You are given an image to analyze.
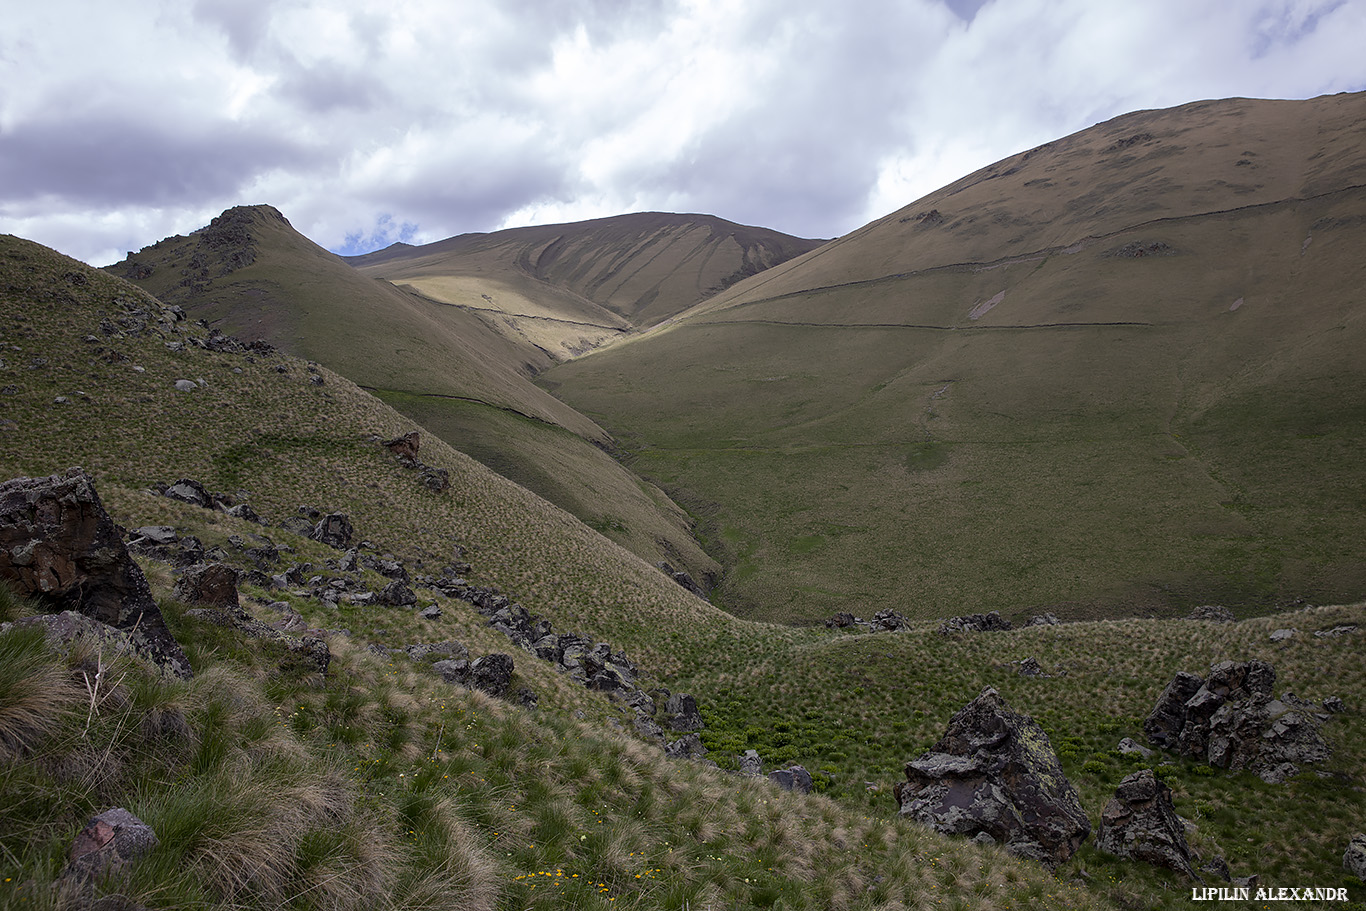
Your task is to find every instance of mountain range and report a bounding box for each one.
[0,90,1362,910]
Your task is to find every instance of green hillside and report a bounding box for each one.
[2,225,1364,909]
[543,92,1366,625]
[105,206,718,590]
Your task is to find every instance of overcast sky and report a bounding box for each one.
[3,0,1364,265]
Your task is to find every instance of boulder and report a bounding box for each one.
[435,653,514,697]
[1097,769,1199,879]
[664,733,707,760]
[824,612,856,629]
[739,749,763,777]
[1344,834,1366,880]
[61,807,158,899]
[871,608,907,631]
[378,580,417,607]
[665,692,705,731]
[162,478,210,508]
[1025,613,1061,627]
[769,765,814,794]
[1144,661,1331,781]
[384,431,421,464]
[310,513,353,549]
[938,611,1012,634]
[1269,628,1296,642]
[0,469,191,678]
[172,563,239,610]
[1117,737,1153,759]
[1017,657,1044,677]
[892,687,1089,867]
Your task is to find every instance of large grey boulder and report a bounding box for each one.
[60,807,158,904]
[0,469,191,678]
[310,513,353,549]
[435,653,515,698]
[665,692,705,731]
[1097,769,1198,879]
[893,687,1089,867]
[1144,660,1331,781]
[172,562,239,610]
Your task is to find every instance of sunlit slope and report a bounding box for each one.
[349,212,825,360]
[544,92,1366,624]
[106,206,718,584]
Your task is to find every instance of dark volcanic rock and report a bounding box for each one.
[825,612,857,629]
[768,765,814,794]
[435,653,515,697]
[1097,769,1198,879]
[1188,604,1235,623]
[1144,660,1331,782]
[665,692,705,731]
[310,513,353,549]
[172,563,240,610]
[893,687,1089,867]
[938,611,1012,634]
[0,469,191,678]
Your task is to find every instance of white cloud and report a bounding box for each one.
[0,0,1363,264]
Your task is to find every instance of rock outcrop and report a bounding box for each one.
[938,611,1012,634]
[172,562,240,610]
[434,653,515,698]
[1097,769,1199,879]
[768,765,814,794]
[60,807,158,903]
[1344,834,1366,880]
[0,469,191,678]
[1144,661,1332,782]
[381,431,450,492]
[893,687,1089,866]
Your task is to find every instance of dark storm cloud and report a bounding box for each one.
[0,117,311,208]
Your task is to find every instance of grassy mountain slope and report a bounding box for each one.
[105,206,718,589]
[348,212,826,355]
[543,92,1366,625]
[3,234,1365,909]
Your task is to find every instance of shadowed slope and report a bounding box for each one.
[544,92,1366,624]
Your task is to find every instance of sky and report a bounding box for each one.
[2,0,1364,266]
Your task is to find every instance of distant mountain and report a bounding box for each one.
[347,212,825,362]
[106,205,718,585]
[545,91,1366,623]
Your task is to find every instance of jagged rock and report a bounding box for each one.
[634,716,664,740]
[1344,834,1366,880]
[435,653,514,697]
[1269,628,1296,642]
[740,749,763,777]
[223,502,263,524]
[419,604,441,620]
[769,765,814,794]
[1143,671,1206,751]
[1025,613,1061,627]
[664,733,707,760]
[163,478,210,508]
[893,687,1089,867]
[1201,855,1232,882]
[938,611,1012,634]
[172,563,239,610]
[127,526,177,546]
[657,561,707,598]
[1097,769,1199,879]
[871,608,907,631]
[310,513,353,549]
[60,807,158,899]
[378,580,417,607]
[1188,604,1235,622]
[384,431,421,464]
[665,692,705,731]
[277,515,315,536]
[1324,696,1346,714]
[515,687,538,709]
[825,612,856,629]
[1117,737,1153,759]
[1144,661,1331,780]
[1315,624,1358,639]
[1017,657,1043,677]
[0,469,192,678]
